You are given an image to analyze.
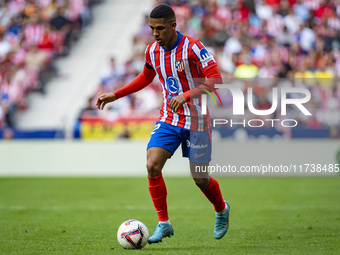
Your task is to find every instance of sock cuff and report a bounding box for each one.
[201,176,213,191]
[148,173,163,180]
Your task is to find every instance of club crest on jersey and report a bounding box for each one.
[175,60,185,72]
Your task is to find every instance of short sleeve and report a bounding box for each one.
[190,41,217,71]
[145,44,153,68]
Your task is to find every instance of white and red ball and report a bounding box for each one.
[117,219,149,249]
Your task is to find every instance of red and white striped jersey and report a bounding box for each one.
[24,24,44,46]
[145,31,217,131]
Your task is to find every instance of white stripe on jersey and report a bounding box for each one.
[149,42,157,69]
[195,97,204,131]
[159,47,168,122]
[149,42,158,80]
[191,43,205,69]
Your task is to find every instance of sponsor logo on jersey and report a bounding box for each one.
[165,76,179,94]
[199,48,214,64]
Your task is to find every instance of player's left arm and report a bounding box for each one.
[183,65,222,99]
[169,66,222,112]
[169,43,222,112]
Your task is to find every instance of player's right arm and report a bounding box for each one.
[96,63,156,110]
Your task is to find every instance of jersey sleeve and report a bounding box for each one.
[145,44,153,69]
[183,40,222,101]
[189,40,217,74]
[114,65,156,99]
[182,65,222,101]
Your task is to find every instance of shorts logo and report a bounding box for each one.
[186,140,208,149]
[166,76,179,94]
[175,60,185,72]
[194,153,205,158]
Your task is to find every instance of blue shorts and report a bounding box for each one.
[147,121,211,163]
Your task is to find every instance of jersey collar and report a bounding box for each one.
[161,31,183,51]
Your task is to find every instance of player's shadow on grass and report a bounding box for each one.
[146,245,228,252]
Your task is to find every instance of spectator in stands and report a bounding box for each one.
[284,7,301,34]
[0,32,11,62]
[234,54,259,79]
[24,0,40,19]
[25,44,49,93]
[24,13,44,47]
[299,22,316,52]
[294,0,310,22]
[221,28,242,73]
[50,7,72,55]
[314,55,335,87]
[99,56,122,93]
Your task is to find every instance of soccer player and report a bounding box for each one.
[96,4,230,244]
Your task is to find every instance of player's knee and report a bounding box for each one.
[193,177,210,190]
[146,160,162,177]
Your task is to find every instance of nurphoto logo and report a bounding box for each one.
[201,84,312,128]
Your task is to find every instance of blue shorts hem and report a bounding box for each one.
[146,145,175,158]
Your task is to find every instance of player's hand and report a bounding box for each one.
[169,95,186,113]
[96,93,117,110]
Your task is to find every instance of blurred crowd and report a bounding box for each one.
[2,0,338,137]
[0,0,101,128]
[88,0,340,136]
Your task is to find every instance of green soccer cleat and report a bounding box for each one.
[147,223,174,244]
[214,201,230,239]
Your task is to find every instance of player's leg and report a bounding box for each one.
[190,161,230,239]
[147,147,175,243]
[147,146,171,222]
[185,128,230,239]
[190,162,225,212]
[146,122,180,243]
[190,162,230,239]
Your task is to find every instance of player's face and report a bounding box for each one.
[149,18,177,49]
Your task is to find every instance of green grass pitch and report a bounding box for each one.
[0,177,339,254]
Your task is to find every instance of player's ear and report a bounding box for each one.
[171,21,176,30]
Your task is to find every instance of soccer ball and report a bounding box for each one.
[117,219,149,249]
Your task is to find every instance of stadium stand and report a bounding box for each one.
[0,0,100,129]
[80,0,340,139]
